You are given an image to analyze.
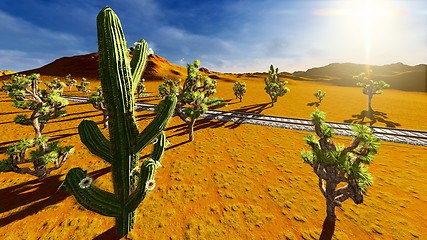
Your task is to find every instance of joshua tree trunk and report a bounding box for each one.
[188,119,195,141]
[30,103,43,139]
[319,216,336,240]
[325,180,337,222]
[368,94,373,113]
[32,117,42,139]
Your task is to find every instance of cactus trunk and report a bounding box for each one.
[65,7,177,237]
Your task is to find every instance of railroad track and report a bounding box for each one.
[63,95,427,147]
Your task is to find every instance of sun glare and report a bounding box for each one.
[315,0,405,67]
[345,0,402,64]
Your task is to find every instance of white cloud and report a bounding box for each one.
[0,10,87,71]
[0,10,81,45]
[0,49,49,71]
[153,25,236,59]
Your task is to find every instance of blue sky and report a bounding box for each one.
[0,0,426,73]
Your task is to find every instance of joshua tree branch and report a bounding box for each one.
[334,185,350,206]
[319,178,326,197]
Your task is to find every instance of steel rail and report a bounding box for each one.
[63,95,427,147]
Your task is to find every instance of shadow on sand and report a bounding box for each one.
[166,119,228,139]
[234,102,272,114]
[319,217,336,240]
[307,101,320,107]
[0,167,110,227]
[344,109,401,128]
[93,226,122,240]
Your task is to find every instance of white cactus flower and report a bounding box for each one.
[155,161,162,168]
[78,176,93,189]
[145,179,156,191]
[147,48,154,55]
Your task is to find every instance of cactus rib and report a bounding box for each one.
[133,95,177,154]
[130,39,148,93]
[151,132,167,162]
[126,158,157,211]
[78,120,112,163]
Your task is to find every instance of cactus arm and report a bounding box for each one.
[133,95,177,154]
[65,168,121,217]
[78,120,112,163]
[151,131,166,162]
[126,158,157,211]
[130,39,148,93]
[126,132,165,211]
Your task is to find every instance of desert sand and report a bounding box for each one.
[0,54,426,239]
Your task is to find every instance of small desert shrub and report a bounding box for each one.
[233,81,246,102]
[264,65,289,106]
[314,90,326,103]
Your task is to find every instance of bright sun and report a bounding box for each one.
[350,0,401,64]
[320,0,403,64]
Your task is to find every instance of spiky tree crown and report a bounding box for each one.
[264,64,289,104]
[314,90,326,101]
[302,109,380,192]
[354,72,390,96]
[158,60,217,120]
[233,81,246,101]
[3,73,68,127]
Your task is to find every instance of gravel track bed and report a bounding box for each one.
[63,95,427,147]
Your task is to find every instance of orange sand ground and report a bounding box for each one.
[0,76,426,240]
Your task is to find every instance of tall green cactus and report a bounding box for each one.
[64,7,177,237]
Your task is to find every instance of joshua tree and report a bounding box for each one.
[233,81,246,102]
[1,80,11,94]
[0,136,74,179]
[88,86,109,129]
[314,90,326,103]
[45,77,66,96]
[76,77,91,95]
[354,72,389,112]
[301,109,379,224]
[264,64,290,106]
[136,78,147,97]
[2,73,68,139]
[158,59,218,141]
[64,7,177,237]
[65,74,78,91]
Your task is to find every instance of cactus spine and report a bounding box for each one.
[65,7,177,237]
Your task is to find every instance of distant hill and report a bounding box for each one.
[2,52,187,81]
[20,53,99,78]
[0,70,16,76]
[1,53,425,92]
[293,62,427,92]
